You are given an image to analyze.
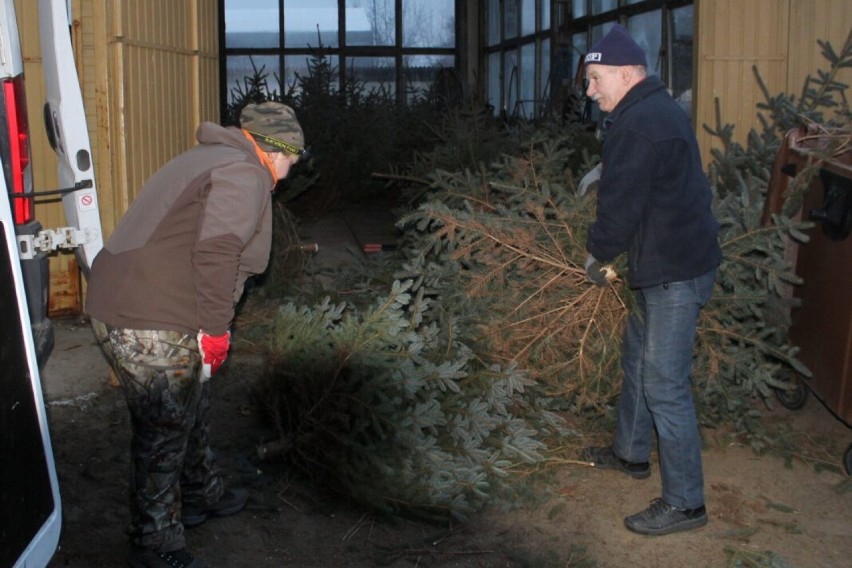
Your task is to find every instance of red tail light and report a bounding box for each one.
[4,75,33,225]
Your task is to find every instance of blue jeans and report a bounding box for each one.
[613,268,716,509]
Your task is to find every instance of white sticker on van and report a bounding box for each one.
[77,191,97,211]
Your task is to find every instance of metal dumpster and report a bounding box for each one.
[762,125,852,473]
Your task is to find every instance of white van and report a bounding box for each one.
[0,0,54,367]
[1,0,102,367]
[0,152,62,568]
[1,0,101,565]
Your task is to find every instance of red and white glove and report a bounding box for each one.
[197,330,230,380]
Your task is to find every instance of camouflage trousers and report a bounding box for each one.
[91,319,224,552]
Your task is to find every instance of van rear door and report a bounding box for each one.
[0,154,61,568]
[38,0,102,274]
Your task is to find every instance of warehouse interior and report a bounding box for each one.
[10,1,852,567]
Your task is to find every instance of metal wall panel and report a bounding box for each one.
[694,0,851,167]
[195,0,220,122]
[119,0,194,192]
[788,0,852,106]
[694,0,790,167]
[109,0,220,218]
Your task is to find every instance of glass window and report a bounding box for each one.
[572,33,588,93]
[345,0,385,46]
[627,10,662,75]
[284,53,341,92]
[227,53,343,104]
[304,55,343,101]
[488,51,501,111]
[346,56,397,96]
[286,0,341,48]
[572,32,588,67]
[591,0,617,15]
[518,43,536,118]
[403,0,454,48]
[504,48,519,115]
[404,53,456,102]
[521,0,536,36]
[488,0,501,46]
[671,5,694,115]
[222,1,457,113]
[225,0,279,49]
[540,37,551,104]
[226,55,280,105]
[573,0,587,19]
[404,52,455,70]
[504,0,519,40]
[485,1,557,118]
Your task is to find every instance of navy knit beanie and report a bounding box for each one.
[584,24,647,67]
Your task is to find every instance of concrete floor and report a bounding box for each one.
[297,204,400,276]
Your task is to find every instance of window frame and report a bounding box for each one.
[483,0,694,121]
[218,0,460,115]
[483,0,556,119]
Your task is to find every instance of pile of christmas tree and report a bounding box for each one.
[247,34,851,519]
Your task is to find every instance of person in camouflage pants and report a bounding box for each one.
[91,322,223,552]
[86,102,305,568]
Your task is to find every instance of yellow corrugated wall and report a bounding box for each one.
[99,0,220,226]
[17,0,219,315]
[787,0,852,101]
[694,0,852,166]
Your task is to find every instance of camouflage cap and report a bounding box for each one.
[239,102,305,154]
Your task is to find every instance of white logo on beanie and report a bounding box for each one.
[585,52,602,63]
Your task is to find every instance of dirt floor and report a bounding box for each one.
[41,316,852,568]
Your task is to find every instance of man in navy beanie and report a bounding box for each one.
[580,24,722,536]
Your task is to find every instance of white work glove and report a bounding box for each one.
[584,254,608,287]
[578,163,602,195]
[584,254,617,287]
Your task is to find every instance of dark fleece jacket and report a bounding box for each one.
[587,75,721,289]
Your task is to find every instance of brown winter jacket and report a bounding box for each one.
[85,122,275,336]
